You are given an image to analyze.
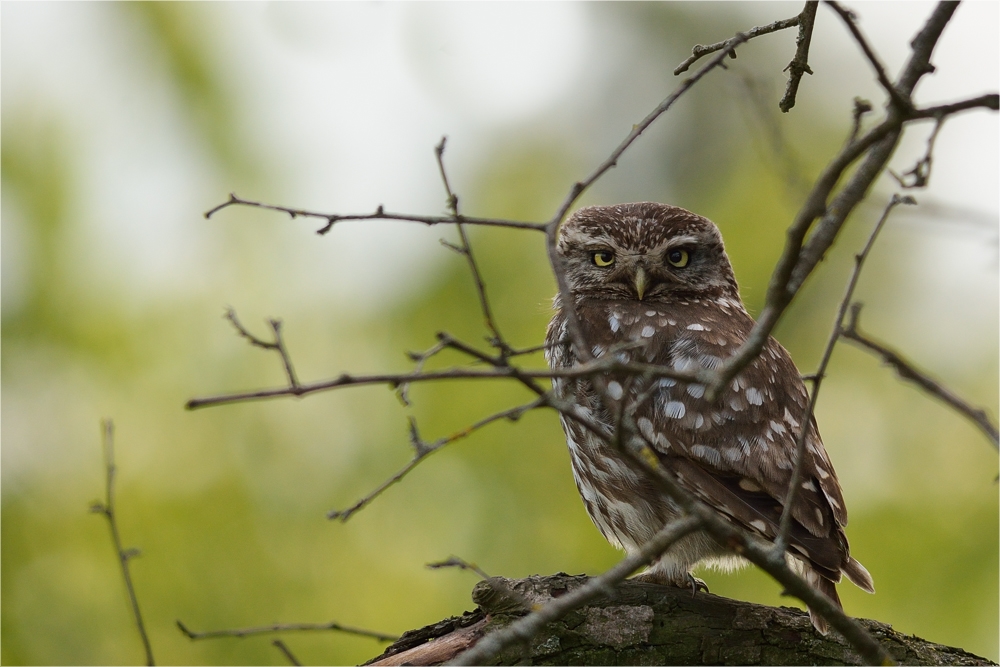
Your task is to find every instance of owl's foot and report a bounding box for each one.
[686,573,710,596]
[631,570,709,596]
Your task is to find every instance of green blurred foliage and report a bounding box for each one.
[2,3,997,666]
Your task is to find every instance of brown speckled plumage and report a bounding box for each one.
[545,202,873,634]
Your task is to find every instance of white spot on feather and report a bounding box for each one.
[745,387,763,405]
[609,314,621,333]
[645,310,657,317]
[641,325,655,338]
[607,381,623,400]
[686,384,705,399]
[663,401,686,419]
[690,444,720,466]
[750,520,768,533]
[687,323,708,331]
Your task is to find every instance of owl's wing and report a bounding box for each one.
[617,306,858,580]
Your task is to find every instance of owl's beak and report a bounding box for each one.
[633,266,648,301]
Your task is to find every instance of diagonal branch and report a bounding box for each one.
[327,398,546,521]
[826,1,911,111]
[841,304,999,449]
[673,14,802,75]
[449,515,704,665]
[775,194,914,551]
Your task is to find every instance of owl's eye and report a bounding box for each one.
[666,248,690,268]
[591,251,615,267]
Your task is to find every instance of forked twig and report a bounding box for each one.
[673,14,802,75]
[327,398,545,521]
[176,618,398,643]
[225,308,300,391]
[90,420,155,667]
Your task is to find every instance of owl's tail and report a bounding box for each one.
[807,575,841,636]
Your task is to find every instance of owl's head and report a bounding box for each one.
[556,202,740,303]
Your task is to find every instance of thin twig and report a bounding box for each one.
[428,557,536,612]
[327,398,545,521]
[272,640,303,666]
[435,137,513,358]
[90,420,155,667]
[774,194,914,551]
[826,1,912,111]
[449,515,703,665]
[890,117,943,188]
[706,2,970,401]
[779,1,819,112]
[427,556,491,580]
[176,618,398,642]
[842,304,999,449]
[204,192,547,233]
[673,15,801,75]
[186,355,704,410]
[225,308,300,390]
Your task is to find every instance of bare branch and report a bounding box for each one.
[90,420,155,667]
[775,194,915,551]
[272,640,302,666]
[449,515,703,665]
[707,2,970,401]
[186,353,707,410]
[779,1,819,112]
[842,304,999,449]
[225,308,300,390]
[673,15,801,75]
[204,192,547,233]
[891,118,943,188]
[176,618,398,643]
[327,398,545,521]
[912,93,1000,118]
[826,1,911,111]
[427,556,491,580]
[435,138,513,358]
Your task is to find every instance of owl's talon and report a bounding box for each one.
[688,574,709,596]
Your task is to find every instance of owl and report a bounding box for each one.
[544,202,874,634]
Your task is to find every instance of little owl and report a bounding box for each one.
[544,202,873,634]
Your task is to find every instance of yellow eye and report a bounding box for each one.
[592,251,615,267]
[666,248,690,268]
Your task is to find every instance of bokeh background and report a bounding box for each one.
[2,2,997,665]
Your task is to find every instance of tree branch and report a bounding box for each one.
[449,516,703,665]
[775,194,914,551]
[673,14,802,75]
[176,618,398,642]
[204,192,547,234]
[90,420,155,667]
[841,304,999,449]
[779,1,819,112]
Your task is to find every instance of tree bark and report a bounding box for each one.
[365,573,994,666]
